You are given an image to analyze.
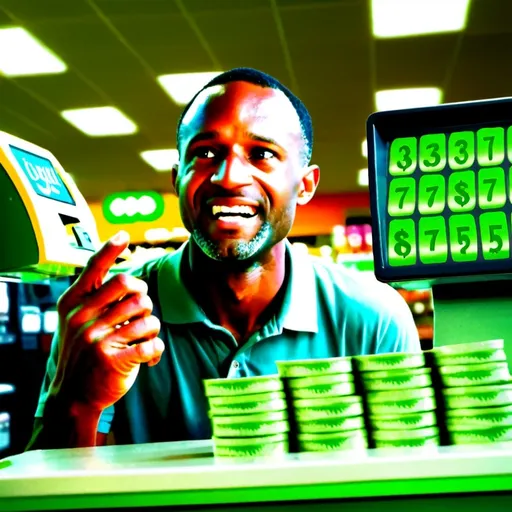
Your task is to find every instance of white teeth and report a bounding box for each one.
[212,205,257,216]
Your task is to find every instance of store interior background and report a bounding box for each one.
[0,0,509,456]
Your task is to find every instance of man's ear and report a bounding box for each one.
[297,164,320,206]
[170,163,180,197]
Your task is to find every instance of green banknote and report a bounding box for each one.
[435,349,507,367]
[369,397,437,416]
[208,391,285,407]
[443,383,512,409]
[204,375,283,397]
[370,411,437,430]
[374,437,440,449]
[449,426,512,445]
[276,357,353,378]
[446,404,512,429]
[298,429,367,452]
[287,373,354,389]
[212,420,289,438]
[439,362,510,388]
[297,415,365,434]
[363,369,432,392]
[373,426,439,442]
[367,387,434,404]
[293,396,364,420]
[290,382,356,399]
[355,352,425,372]
[209,397,287,417]
[213,433,288,457]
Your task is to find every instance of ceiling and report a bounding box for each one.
[0,0,511,201]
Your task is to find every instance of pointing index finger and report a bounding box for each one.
[76,230,130,294]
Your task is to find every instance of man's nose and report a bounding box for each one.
[210,155,253,189]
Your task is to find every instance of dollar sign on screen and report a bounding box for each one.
[396,145,412,171]
[394,229,412,258]
[454,180,470,207]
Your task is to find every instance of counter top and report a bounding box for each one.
[0,440,511,510]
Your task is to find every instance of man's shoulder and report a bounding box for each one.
[308,256,406,318]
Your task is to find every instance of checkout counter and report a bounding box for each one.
[1,99,512,511]
[0,441,511,511]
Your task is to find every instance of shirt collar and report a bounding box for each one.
[158,240,318,333]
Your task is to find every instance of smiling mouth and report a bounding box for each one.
[211,205,259,220]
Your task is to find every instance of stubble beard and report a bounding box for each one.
[191,221,273,262]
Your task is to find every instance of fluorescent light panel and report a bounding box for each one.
[358,168,369,187]
[157,72,222,105]
[362,139,368,158]
[61,107,137,136]
[0,27,67,76]
[140,149,179,171]
[375,87,443,111]
[372,0,471,38]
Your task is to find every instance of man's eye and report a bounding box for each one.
[192,147,216,159]
[250,148,276,160]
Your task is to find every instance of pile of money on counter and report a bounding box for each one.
[355,352,439,448]
[276,358,366,452]
[204,375,289,457]
[432,340,512,445]
[203,339,511,457]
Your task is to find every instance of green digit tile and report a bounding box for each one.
[509,166,512,204]
[507,127,512,164]
[448,170,476,213]
[448,131,475,170]
[479,211,510,260]
[418,216,448,264]
[418,174,446,214]
[388,219,417,267]
[389,137,417,176]
[388,177,416,217]
[478,167,506,210]
[419,133,447,172]
[448,214,478,262]
[477,127,505,167]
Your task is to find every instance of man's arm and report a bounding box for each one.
[26,331,113,451]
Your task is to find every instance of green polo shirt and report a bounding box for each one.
[36,241,420,444]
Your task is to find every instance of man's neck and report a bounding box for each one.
[186,241,287,343]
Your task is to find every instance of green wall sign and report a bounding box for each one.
[103,191,164,224]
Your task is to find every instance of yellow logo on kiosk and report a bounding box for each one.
[0,131,100,281]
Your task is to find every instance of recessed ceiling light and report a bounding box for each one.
[61,107,137,136]
[157,72,222,105]
[0,27,67,76]
[140,149,179,171]
[371,0,471,38]
[375,87,443,111]
[362,139,368,158]
[358,168,369,187]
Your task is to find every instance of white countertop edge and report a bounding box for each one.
[0,443,511,498]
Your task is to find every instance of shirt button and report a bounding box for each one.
[231,360,240,369]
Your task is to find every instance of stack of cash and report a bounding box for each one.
[433,340,512,445]
[355,352,440,448]
[203,375,289,457]
[276,357,367,452]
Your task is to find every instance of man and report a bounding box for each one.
[28,68,420,450]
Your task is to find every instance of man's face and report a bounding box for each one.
[174,81,318,263]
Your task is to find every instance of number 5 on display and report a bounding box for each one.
[448,215,478,262]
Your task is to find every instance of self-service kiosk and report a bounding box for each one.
[0,130,100,281]
[0,131,101,458]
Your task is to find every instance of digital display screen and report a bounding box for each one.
[9,145,75,205]
[367,98,512,283]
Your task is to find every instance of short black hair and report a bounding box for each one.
[176,67,313,165]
